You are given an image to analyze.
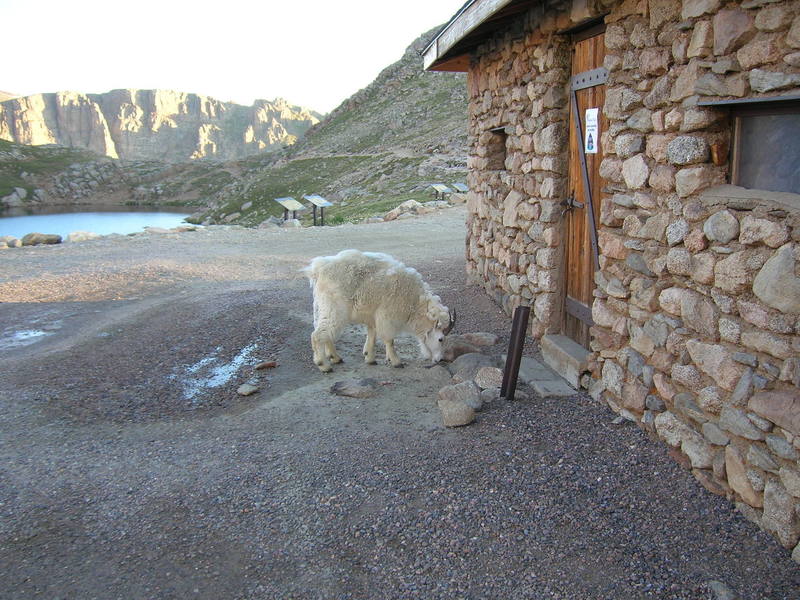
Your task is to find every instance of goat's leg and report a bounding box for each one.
[311,328,333,373]
[363,325,377,364]
[326,339,343,364]
[383,337,404,368]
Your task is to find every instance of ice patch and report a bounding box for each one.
[171,344,259,401]
[0,329,54,350]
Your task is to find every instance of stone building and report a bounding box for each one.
[424,0,800,559]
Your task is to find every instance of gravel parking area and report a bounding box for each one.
[1,206,798,599]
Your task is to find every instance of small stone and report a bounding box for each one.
[766,434,799,460]
[750,69,800,92]
[749,390,800,437]
[780,466,800,497]
[739,216,789,248]
[698,386,724,414]
[675,165,719,197]
[622,154,650,189]
[667,136,709,165]
[480,387,500,404]
[708,580,737,600]
[703,210,739,243]
[719,406,765,440]
[703,422,730,445]
[330,378,379,398]
[666,219,690,246]
[474,367,503,390]
[236,383,259,396]
[747,444,779,473]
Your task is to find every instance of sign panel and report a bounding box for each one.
[584,107,599,154]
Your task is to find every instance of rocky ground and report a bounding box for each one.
[1,206,798,599]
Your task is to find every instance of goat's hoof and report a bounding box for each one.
[330,356,343,364]
[365,359,377,365]
[392,363,405,369]
[318,365,333,373]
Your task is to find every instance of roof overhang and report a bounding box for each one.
[422,0,539,72]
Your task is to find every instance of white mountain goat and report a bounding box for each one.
[302,249,455,373]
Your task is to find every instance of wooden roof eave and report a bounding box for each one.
[423,0,540,72]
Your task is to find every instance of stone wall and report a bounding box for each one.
[463,0,800,559]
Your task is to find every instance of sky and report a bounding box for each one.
[0,0,466,114]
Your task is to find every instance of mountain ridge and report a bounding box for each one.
[1,27,468,226]
[0,90,322,162]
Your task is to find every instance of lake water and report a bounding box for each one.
[0,207,193,239]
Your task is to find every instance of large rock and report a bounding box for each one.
[438,381,482,411]
[442,335,482,362]
[762,479,800,548]
[752,244,800,314]
[66,230,102,243]
[748,390,800,436]
[685,340,743,391]
[437,395,476,427]
[713,8,755,55]
[21,232,62,246]
[449,352,496,383]
[725,445,763,507]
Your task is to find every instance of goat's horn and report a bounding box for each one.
[443,308,457,335]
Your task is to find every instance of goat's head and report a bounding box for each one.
[418,301,456,364]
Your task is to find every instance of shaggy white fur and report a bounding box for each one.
[302,249,452,372]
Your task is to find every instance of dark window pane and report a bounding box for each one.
[737,113,800,194]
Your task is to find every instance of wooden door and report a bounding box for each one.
[563,30,606,348]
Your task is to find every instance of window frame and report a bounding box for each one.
[698,95,800,195]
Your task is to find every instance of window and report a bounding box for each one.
[732,110,800,194]
[699,95,800,196]
[487,127,507,170]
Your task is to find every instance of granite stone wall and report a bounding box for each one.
[463,0,800,559]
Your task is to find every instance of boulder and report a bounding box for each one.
[438,381,482,411]
[442,335,482,362]
[752,244,800,314]
[448,352,496,384]
[66,231,102,243]
[437,396,476,427]
[21,232,62,246]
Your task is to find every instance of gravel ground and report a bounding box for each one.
[1,206,798,599]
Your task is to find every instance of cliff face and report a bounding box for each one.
[0,90,321,161]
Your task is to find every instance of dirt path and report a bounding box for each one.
[1,206,798,599]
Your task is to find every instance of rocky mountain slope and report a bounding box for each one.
[191,28,468,226]
[1,27,468,224]
[0,91,321,161]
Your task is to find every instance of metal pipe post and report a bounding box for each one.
[500,305,530,401]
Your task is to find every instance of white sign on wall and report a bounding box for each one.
[584,107,599,154]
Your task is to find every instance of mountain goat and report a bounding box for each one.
[303,249,455,373]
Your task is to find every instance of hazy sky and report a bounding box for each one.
[1,0,465,114]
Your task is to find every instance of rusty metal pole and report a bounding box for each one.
[500,305,530,401]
